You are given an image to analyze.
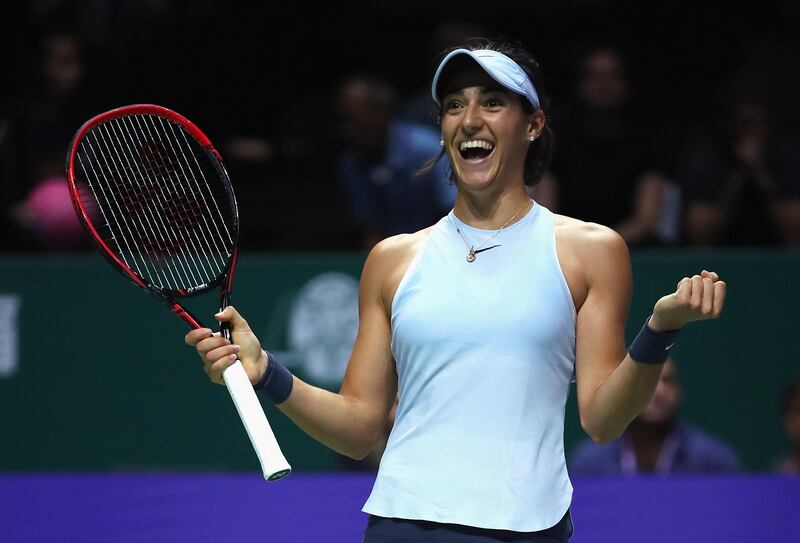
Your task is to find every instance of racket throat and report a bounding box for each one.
[151,290,205,329]
[170,303,204,329]
[219,288,233,341]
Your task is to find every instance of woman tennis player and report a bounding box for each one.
[186,39,726,542]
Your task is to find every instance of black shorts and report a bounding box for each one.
[363,509,573,543]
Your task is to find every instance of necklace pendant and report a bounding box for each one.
[466,249,476,263]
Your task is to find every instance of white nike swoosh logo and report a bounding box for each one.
[665,343,675,351]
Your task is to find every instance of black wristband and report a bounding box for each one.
[253,351,294,404]
[628,315,680,364]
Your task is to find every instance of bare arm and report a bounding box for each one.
[186,240,400,460]
[573,225,641,443]
[573,225,726,443]
[276,240,398,459]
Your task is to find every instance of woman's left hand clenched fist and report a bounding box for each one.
[650,270,726,331]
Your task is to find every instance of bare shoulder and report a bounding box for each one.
[553,214,629,263]
[552,214,630,310]
[367,227,433,270]
[363,227,435,312]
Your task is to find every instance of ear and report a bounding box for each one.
[527,109,546,141]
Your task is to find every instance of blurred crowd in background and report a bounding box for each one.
[3,1,800,253]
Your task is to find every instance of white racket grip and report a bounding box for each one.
[222,360,292,481]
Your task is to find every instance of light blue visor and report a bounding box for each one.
[431,48,540,110]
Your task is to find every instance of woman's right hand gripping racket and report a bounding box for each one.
[65,104,291,481]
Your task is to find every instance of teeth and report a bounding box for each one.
[459,140,494,151]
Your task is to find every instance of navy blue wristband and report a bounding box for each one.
[628,315,680,364]
[253,351,294,404]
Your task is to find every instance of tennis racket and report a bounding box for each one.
[65,104,291,481]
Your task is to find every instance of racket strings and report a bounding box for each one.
[112,116,222,286]
[75,113,236,291]
[83,124,204,289]
[77,154,221,204]
[100,124,200,289]
[158,116,235,250]
[123,114,231,287]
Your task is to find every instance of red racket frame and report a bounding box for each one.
[66,104,239,332]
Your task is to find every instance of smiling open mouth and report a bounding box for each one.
[459,140,494,161]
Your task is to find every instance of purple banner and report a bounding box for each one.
[1,473,798,542]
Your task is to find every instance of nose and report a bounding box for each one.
[461,102,483,134]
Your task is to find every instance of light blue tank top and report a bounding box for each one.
[362,202,576,531]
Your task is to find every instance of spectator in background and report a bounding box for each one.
[546,44,680,246]
[678,74,800,246]
[15,31,92,182]
[569,358,740,475]
[775,376,800,474]
[336,74,455,250]
[5,30,96,251]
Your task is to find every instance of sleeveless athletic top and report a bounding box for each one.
[362,203,577,532]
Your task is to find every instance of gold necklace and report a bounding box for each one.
[454,199,533,263]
